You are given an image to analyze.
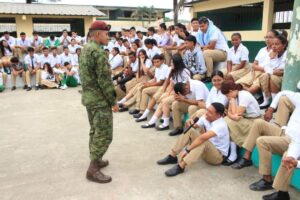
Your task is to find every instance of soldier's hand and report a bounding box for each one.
[112,105,119,112]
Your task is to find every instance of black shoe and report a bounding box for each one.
[141,123,155,128]
[133,113,142,118]
[157,155,178,165]
[11,86,16,91]
[35,85,40,90]
[169,128,183,136]
[250,178,273,191]
[231,158,253,169]
[135,117,147,122]
[262,191,290,200]
[129,109,140,115]
[165,164,184,177]
[222,158,237,166]
[156,124,170,131]
[119,107,129,112]
[26,87,32,91]
[23,85,28,90]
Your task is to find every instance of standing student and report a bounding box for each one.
[220,81,261,167]
[24,47,40,91]
[109,47,124,75]
[224,33,250,81]
[10,56,26,91]
[198,17,228,79]
[168,79,209,136]
[40,62,59,89]
[183,35,207,81]
[157,103,230,177]
[141,54,191,129]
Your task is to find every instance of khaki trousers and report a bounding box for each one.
[25,69,41,86]
[125,78,138,93]
[270,75,283,89]
[112,66,123,76]
[256,136,290,176]
[273,152,296,192]
[203,49,227,77]
[11,71,26,86]
[41,79,58,88]
[172,101,199,128]
[115,85,126,101]
[139,86,161,111]
[236,70,262,87]
[275,96,294,127]
[1,72,7,85]
[192,74,206,81]
[222,64,250,81]
[242,119,283,152]
[173,129,223,166]
[190,108,207,119]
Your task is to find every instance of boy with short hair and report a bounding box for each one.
[60,61,80,90]
[10,57,26,91]
[24,47,40,91]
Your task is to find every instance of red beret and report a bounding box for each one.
[89,21,110,31]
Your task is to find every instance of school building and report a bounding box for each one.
[0,2,105,37]
[186,0,294,61]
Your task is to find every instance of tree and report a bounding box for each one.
[282,0,300,91]
[174,0,186,24]
[131,6,157,27]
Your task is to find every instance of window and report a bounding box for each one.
[272,0,294,29]
[0,18,17,37]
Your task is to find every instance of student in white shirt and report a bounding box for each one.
[142,54,191,128]
[24,47,40,91]
[71,31,82,45]
[157,103,230,177]
[221,80,261,151]
[246,90,300,200]
[198,17,229,78]
[144,38,162,60]
[0,39,14,70]
[109,47,124,75]
[37,47,54,69]
[15,32,31,58]
[40,62,58,89]
[114,38,127,54]
[68,38,82,54]
[137,31,146,45]
[60,62,80,90]
[60,47,72,67]
[30,31,43,53]
[189,18,201,37]
[71,48,81,69]
[59,30,71,47]
[225,33,250,81]
[169,79,209,136]
[51,47,62,68]
[0,31,16,49]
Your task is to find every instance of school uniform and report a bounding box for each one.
[68,44,82,54]
[172,79,209,129]
[24,54,40,87]
[146,46,162,60]
[224,90,261,146]
[172,116,230,166]
[11,62,26,87]
[38,54,54,68]
[41,70,57,88]
[108,53,124,75]
[16,38,31,58]
[0,36,16,47]
[30,36,43,52]
[60,53,72,66]
[224,43,250,81]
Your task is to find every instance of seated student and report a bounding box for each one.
[68,38,82,55]
[113,66,135,101]
[147,27,159,42]
[141,54,191,128]
[127,54,170,119]
[60,46,72,67]
[233,90,296,169]
[0,31,16,50]
[10,56,26,91]
[220,80,261,161]
[189,18,201,37]
[129,26,138,43]
[198,17,229,79]
[109,47,124,75]
[157,103,230,177]
[144,38,162,60]
[51,47,62,69]
[24,47,40,91]
[122,39,132,56]
[168,79,209,136]
[137,31,146,45]
[130,39,142,56]
[157,23,172,48]
[30,31,43,53]
[0,39,14,74]
[114,38,127,54]
[71,31,82,45]
[118,49,153,111]
[0,62,7,91]
[183,35,207,81]
[59,29,71,48]
[38,47,54,69]
[60,62,80,89]
[71,48,81,69]
[15,32,31,59]
[224,33,250,81]
[44,35,60,49]
[40,62,59,89]
[248,90,300,200]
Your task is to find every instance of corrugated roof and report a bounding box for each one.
[0,3,105,16]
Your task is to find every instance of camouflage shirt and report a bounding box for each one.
[79,40,116,109]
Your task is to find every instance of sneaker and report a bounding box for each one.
[60,85,68,90]
[26,86,32,91]
[23,85,28,90]
[11,86,16,91]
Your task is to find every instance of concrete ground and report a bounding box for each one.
[0,88,298,200]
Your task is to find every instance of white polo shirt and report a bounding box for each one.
[109,54,123,70]
[227,43,249,64]
[71,54,79,66]
[30,36,43,48]
[0,36,16,47]
[38,54,54,68]
[24,54,39,69]
[209,28,229,52]
[59,35,71,46]
[206,86,228,108]
[68,44,82,54]
[171,68,191,84]
[237,90,261,118]
[146,46,162,60]
[51,54,62,67]
[17,38,31,48]
[130,59,139,72]
[186,79,209,101]
[264,50,287,71]
[172,34,184,47]
[255,47,270,65]
[154,63,169,81]
[196,116,230,156]
[60,53,72,66]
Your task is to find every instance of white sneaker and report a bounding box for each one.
[60,85,68,90]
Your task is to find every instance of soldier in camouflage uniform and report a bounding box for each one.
[79,21,119,184]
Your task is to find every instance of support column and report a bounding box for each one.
[15,15,33,36]
[282,0,300,91]
[262,0,274,34]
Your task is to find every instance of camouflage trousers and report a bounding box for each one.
[86,107,113,161]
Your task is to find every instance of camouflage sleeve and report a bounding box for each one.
[93,50,117,106]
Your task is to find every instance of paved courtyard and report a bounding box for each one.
[0,88,298,200]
